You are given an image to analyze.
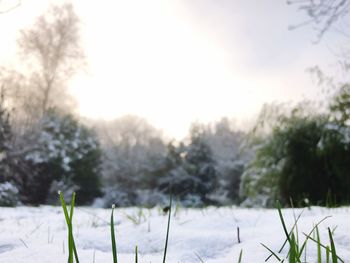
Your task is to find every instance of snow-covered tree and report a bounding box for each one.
[96,116,166,187]
[158,125,218,205]
[0,93,13,183]
[17,110,101,204]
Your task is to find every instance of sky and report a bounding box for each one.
[0,0,346,139]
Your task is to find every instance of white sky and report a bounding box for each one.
[0,0,345,139]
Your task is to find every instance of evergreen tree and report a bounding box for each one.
[20,110,101,204]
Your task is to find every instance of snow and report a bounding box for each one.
[0,205,349,262]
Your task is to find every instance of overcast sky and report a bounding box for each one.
[0,0,346,139]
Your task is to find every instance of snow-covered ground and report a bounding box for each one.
[0,205,349,262]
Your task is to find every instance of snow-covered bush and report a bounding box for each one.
[20,110,101,204]
[0,182,20,207]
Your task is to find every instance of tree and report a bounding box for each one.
[240,103,350,207]
[0,90,13,183]
[158,124,218,206]
[330,83,350,125]
[289,0,350,41]
[96,116,166,199]
[16,110,101,204]
[2,2,84,133]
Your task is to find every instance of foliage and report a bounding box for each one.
[0,93,13,183]
[158,126,218,205]
[0,182,20,207]
[97,116,166,191]
[330,84,350,125]
[241,101,350,207]
[19,110,101,204]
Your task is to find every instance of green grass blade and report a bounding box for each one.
[266,206,304,261]
[162,195,172,263]
[276,201,301,263]
[289,233,297,263]
[316,226,321,263]
[59,191,74,263]
[59,191,70,226]
[326,246,330,263]
[298,216,331,258]
[261,243,282,261]
[302,233,344,263]
[111,205,118,263]
[328,227,338,263]
[276,201,291,244]
[69,193,79,263]
[237,249,243,263]
[135,246,138,263]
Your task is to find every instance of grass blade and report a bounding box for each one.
[276,201,291,244]
[266,207,304,261]
[135,245,138,263]
[237,249,243,263]
[261,243,282,261]
[111,204,118,263]
[276,201,301,262]
[326,246,330,263]
[69,193,79,263]
[194,252,205,263]
[316,226,321,263]
[289,233,297,263]
[162,195,172,263]
[302,233,344,263]
[328,227,338,263]
[59,192,79,263]
[298,216,331,258]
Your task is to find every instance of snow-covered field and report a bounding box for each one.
[0,205,349,262]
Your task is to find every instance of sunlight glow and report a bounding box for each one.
[69,0,267,138]
[0,0,321,139]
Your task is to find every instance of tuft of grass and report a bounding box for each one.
[58,191,79,263]
[262,200,343,263]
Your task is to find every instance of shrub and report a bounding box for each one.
[20,110,101,204]
[0,182,20,207]
[241,112,350,207]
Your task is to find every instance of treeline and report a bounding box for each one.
[93,116,247,207]
[1,2,350,208]
[1,81,350,208]
[0,102,249,207]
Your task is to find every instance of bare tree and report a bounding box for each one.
[94,115,167,188]
[0,0,21,14]
[288,0,350,41]
[1,2,85,134]
[16,2,84,116]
